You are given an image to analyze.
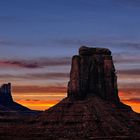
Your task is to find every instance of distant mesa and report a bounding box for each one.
[0,83,13,104]
[36,46,140,139]
[0,83,36,114]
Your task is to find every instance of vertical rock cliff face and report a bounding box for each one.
[0,83,13,105]
[68,46,120,104]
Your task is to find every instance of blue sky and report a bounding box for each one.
[0,0,140,58]
[0,0,139,111]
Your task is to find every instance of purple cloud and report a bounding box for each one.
[0,57,71,69]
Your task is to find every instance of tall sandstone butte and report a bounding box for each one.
[68,46,120,104]
[32,47,140,139]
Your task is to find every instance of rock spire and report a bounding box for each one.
[68,46,120,104]
[0,83,13,104]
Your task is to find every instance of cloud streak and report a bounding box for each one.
[1,36,140,52]
[119,88,140,98]
[52,37,140,50]
[0,15,67,23]
[28,73,69,80]
[0,72,69,80]
[122,98,140,103]
[0,57,71,69]
[113,0,140,8]
[15,99,60,110]
[13,85,67,94]
[114,53,140,64]
[0,39,35,47]
[117,69,140,75]
[0,16,17,22]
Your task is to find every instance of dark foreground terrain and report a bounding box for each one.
[0,96,139,140]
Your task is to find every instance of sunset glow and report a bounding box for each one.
[15,98,61,110]
[0,0,139,113]
[119,90,140,113]
[12,89,140,112]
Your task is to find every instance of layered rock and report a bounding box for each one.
[0,83,13,104]
[35,96,140,140]
[68,46,120,104]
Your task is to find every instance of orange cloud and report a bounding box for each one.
[119,88,140,99]
[121,100,140,113]
[15,99,60,111]
[12,85,67,110]
[122,98,140,104]
[13,85,67,93]
[11,85,140,113]
[119,89,140,113]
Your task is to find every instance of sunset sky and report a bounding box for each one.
[0,0,139,112]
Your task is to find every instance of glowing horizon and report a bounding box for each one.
[11,87,140,113]
[0,0,139,113]
[13,91,140,113]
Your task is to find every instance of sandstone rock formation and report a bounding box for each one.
[68,46,120,104]
[0,83,13,104]
[32,46,140,139]
[0,83,36,113]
